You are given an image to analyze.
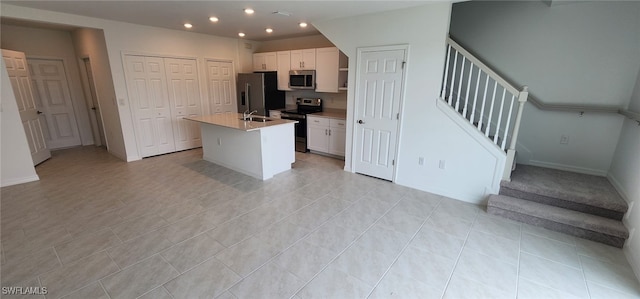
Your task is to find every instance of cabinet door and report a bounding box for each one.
[315,47,339,93]
[301,49,316,70]
[329,118,346,156]
[264,52,277,71]
[307,125,329,152]
[253,53,266,71]
[290,50,303,70]
[277,51,292,91]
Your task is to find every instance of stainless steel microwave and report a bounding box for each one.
[289,70,315,89]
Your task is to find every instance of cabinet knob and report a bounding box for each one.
[357,120,365,124]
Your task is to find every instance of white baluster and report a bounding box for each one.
[448,50,459,106]
[502,94,516,150]
[494,88,507,145]
[463,63,474,119]
[478,75,490,132]
[485,81,498,138]
[470,69,482,125]
[440,44,452,99]
[455,56,466,111]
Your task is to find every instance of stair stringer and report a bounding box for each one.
[436,97,506,195]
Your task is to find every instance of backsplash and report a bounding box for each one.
[285,90,347,110]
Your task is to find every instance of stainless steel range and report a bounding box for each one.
[280,98,322,152]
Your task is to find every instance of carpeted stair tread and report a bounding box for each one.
[501,165,628,218]
[488,194,629,239]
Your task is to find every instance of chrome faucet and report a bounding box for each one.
[243,110,258,121]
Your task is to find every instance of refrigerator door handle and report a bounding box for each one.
[246,83,251,110]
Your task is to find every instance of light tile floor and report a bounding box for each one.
[1,146,639,299]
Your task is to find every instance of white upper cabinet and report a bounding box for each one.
[276,51,292,91]
[290,49,316,70]
[253,52,277,72]
[315,47,348,93]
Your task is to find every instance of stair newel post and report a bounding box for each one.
[503,86,529,181]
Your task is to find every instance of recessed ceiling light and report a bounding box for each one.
[244,8,254,15]
[184,23,193,29]
[266,28,273,33]
[299,22,308,28]
[238,32,246,37]
[209,17,219,22]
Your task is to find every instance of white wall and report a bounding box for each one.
[1,64,39,187]
[609,69,640,283]
[72,28,127,160]
[315,2,505,203]
[1,24,94,146]
[1,4,247,161]
[450,1,640,175]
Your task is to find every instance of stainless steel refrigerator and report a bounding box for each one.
[236,72,285,116]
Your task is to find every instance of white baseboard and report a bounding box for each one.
[527,160,607,177]
[1,175,40,187]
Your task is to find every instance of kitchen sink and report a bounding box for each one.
[239,117,273,122]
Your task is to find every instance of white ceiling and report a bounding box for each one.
[3,1,437,41]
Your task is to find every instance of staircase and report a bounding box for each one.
[439,37,629,248]
[488,165,629,248]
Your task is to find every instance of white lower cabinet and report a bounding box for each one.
[307,115,346,157]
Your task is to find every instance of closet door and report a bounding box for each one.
[165,58,202,151]
[206,60,235,114]
[124,55,176,157]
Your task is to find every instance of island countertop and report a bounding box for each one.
[186,113,297,132]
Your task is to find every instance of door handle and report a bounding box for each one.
[91,107,97,111]
[37,110,43,115]
[357,120,364,124]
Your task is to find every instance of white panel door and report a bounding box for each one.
[2,49,51,165]
[165,58,202,151]
[206,60,235,114]
[28,58,82,149]
[125,55,175,157]
[354,48,406,181]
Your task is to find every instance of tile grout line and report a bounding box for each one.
[219,188,375,298]
[289,190,407,298]
[364,195,445,299]
[515,221,523,299]
[98,280,113,299]
[439,206,482,299]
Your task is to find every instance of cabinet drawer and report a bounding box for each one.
[307,116,329,127]
[330,119,346,129]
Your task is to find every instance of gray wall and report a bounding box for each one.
[450,1,640,175]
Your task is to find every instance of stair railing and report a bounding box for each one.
[439,37,528,180]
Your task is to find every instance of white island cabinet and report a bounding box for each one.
[186,114,297,180]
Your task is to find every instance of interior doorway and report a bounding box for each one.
[28,58,83,150]
[81,57,107,147]
[2,49,52,165]
[352,45,407,181]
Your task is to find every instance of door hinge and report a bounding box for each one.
[396,113,399,120]
[402,61,406,69]
[392,159,395,166]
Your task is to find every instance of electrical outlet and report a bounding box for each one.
[418,157,424,166]
[560,135,570,145]
[439,160,446,169]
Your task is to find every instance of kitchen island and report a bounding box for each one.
[186,114,297,180]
